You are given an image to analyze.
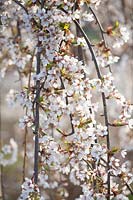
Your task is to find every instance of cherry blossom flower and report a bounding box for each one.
[128,119,133,129]
[0,138,18,166]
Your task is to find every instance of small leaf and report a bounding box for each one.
[39,96,43,102]
[46,62,53,70]
[111,147,119,153]
[25,0,33,7]
[128,194,133,200]
[59,22,70,31]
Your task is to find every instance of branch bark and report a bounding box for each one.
[34,48,41,184]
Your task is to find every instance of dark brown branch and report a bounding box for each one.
[41,0,45,9]
[59,12,111,197]
[75,2,84,62]
[0,86,5,200]
[22,124,28,182]
[125,182,133,195]
[74,19,102,79]
[0,166,5,200]
[32,77,47,120]
[13,0,40,29]
[89,7,106,43]
[13,0,28,14]
[34,48,41,184]
[101,158,133,195]
[74,19,111,200]
[89,7,112,73]
[0,145,5,200]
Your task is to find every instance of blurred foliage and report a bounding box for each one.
[128,194,133,200]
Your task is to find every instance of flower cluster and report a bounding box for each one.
[18,178,44,200]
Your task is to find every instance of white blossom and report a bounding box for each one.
[128,119,133,129]
[0,138,18,166]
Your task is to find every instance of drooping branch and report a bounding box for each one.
[74,19,111,200]
[74,19,102,79]
[13,0,28,14]
[89,7,112,72]
[59,7,111,197]
[75,2,84,62]
[89,7,106,44]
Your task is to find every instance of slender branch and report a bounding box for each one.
[75,2,84,62]
[22,124,28,182]
[32,77,47,120]
[74,20,102,79]
[89,7,106,40]
[0,166,4,200]
[41,0,45,8]
[34,47,41,184]
[22,52,34,181]
[14,17,29,183]
[125,182,133,195]
[101,93,110,199]
[0,85,5,200]
[0,133,4,200]
[121,0,127,23]
[74,19,111,200]
[13,0,40,28]
[13,0,28,14]
[89,7,112,72]
[59,9,111,197]
[101,158,133,195]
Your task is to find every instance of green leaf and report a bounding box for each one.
[111,147,119,153]
[46,62,53,70]
[25,0,33,6]
[128,194,133,200]
[39,96,43,102]
[113,20,119,30]
[59,22,70,31]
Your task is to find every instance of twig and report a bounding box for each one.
[41,0,45,8]
[0,86,5,200]
[89,7,112,73]
[22,51,34,181]
[22,124,28,182]
[32,77,47,120]
[0,166,4,200]
[89,7,106,44]
[13,0,40,28]
[101,158,133,195]
[125,182,133,195]
[75,2,84,62]
[13,0,28,14]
